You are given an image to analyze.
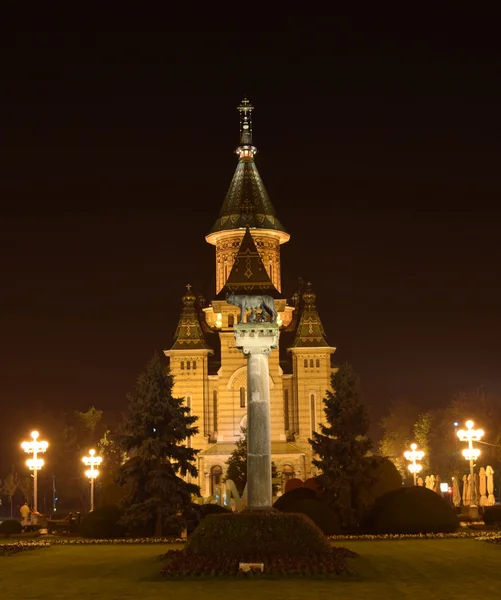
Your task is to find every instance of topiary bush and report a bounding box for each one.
[161,511,357,577]
[0,519,23,537]
[483,506,501,526]
[282,498,341,535]
[361,486,458,534]
[201,503,232,517]
[365,456,402,502]
[79,505,126,539]
[273,486,316,511]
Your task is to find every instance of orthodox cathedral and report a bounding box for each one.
[164,98,336,498]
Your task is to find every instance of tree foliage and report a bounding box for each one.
[225,428,280,496]
[379,399,419,476]
[225,428,247,495]
[309,362,373,527]
[116,352,199,537]
[378,387,501,483]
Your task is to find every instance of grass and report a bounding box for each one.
[0,539,500,599]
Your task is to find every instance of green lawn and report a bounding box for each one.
[0,539,499,600]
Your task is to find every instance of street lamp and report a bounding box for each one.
[82,449,102,512]
[457,419,484,507]
[21,431,49,512]
[404,443,424,485]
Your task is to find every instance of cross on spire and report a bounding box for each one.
[237,96,254,145]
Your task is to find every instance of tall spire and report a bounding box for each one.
[237,96,255,153]
[207,97,288,236]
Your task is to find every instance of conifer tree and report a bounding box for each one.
[226,428,247,495]
[309,362,373,527]
[226,428,279,496]
[117,352,199,537]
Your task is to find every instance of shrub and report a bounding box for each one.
[483,506,501,526]
[283,499,341,535]
[186,511,330,556]
[284,478,304,493]
[273,486,316,511]
[361,486,458,534]
[0,519,22,537]
[201,503,232,517]
[79,505,126,539]
[161,511,357,577]
[366,456,402,502]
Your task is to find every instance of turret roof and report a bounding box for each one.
[170,285,211,350]
[208,97,287,236]
[291,282,330,347]
[216,227,281,299]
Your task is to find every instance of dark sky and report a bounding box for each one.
[1,18,501,465]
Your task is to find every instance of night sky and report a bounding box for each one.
[2,19,500,466]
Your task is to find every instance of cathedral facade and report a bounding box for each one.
[164,98,336,498]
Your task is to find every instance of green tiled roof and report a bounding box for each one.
[292,283,330,347]
[210,160,287,234]
[170,285,210,350]
[216,227,281,299]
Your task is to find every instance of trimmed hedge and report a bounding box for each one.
[362,486,458,534]
[0,519,23,536]
[186,511,330,556]
[483,506,501,526]
[283,499,341,535]
[273,487,317,511]
[79,505,125,539]
[162,511,357,577]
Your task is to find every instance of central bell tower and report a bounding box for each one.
[205,97,290,294]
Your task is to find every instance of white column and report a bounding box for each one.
[234,322,279,511]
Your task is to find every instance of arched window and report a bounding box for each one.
[228,314,234,327]
[310,393,316,437]
[210,465,223,496]
[180,361,184,370]
[284,389,290,431]
[187,361,191,370]
[240,387,246,408]
[309,359,314,368]
[304,359,308,369]
[213,390,218,432]
[193,361,197,370]
[316,359,320,368]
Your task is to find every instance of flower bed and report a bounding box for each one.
[49,537,186,545]
[476,534,501,544]
[0,541,50,556]
[161,546,358,578]
[327,530,501,541]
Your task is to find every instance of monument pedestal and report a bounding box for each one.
[234,323,279,510]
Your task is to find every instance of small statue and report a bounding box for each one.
[226,293,278,324]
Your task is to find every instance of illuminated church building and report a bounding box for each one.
[164,99,336,498]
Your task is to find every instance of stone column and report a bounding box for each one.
[234,323,279,510]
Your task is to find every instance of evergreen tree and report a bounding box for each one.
[226,428,247,495]
[1,472,20,518]
[117,353,199,537]
[309,362,373,527]
[225,428,282,497]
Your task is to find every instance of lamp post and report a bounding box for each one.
[457,420,484,509]
[404,443,424,485]
[82,449,102,512]
[21,431,49,512]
